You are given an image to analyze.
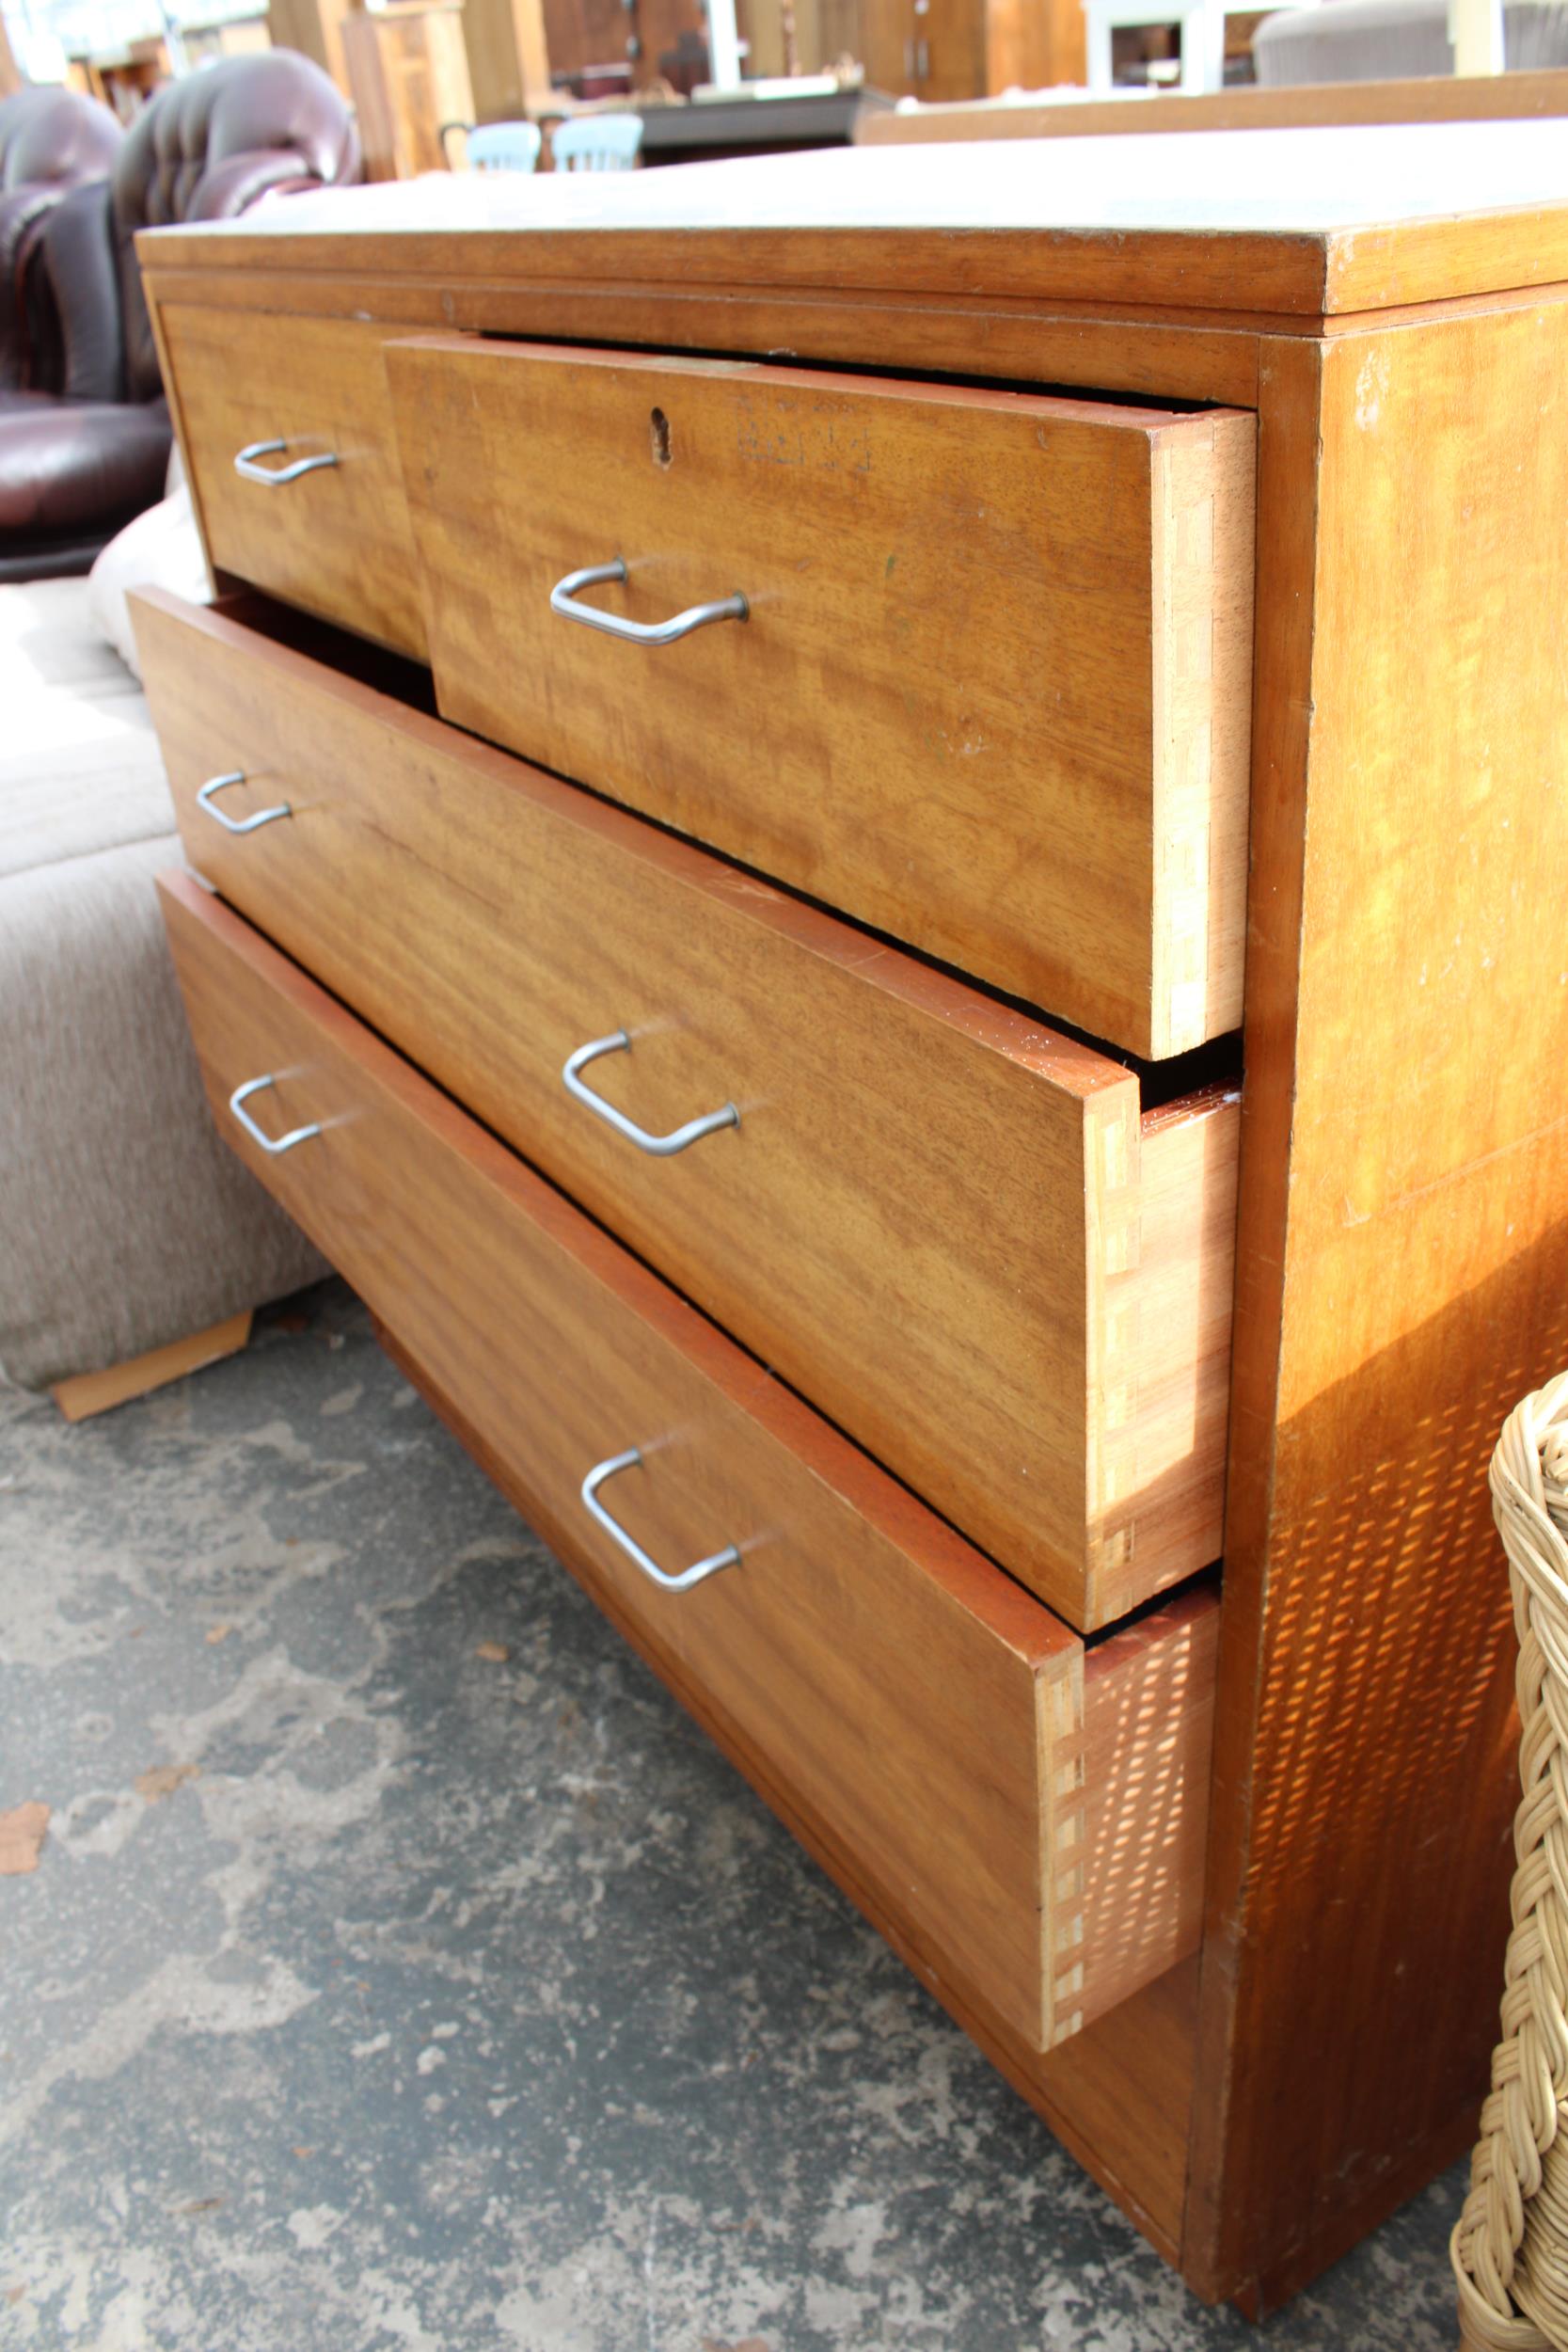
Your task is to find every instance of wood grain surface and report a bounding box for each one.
[1081,1583,1219,2014]
[388,337,1255,1058]
[160,305,427,659]
[1188,297,1568,2310]
[135,585,1238,1629]
[148,264,1269,411]
[136,201,1568,2315]
[135,195,1568,324]
[158,869,1219,2047]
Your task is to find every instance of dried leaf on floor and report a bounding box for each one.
[475,1641,511,1664]
[205,1625,232,1646]
[135,1764,199,1804]
[175,2198,224,2215]
[0,1803,49,1876]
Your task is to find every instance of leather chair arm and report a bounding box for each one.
[0,392,170,535]
[29,183,122,405]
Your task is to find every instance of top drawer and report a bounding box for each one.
[387,339,1256,1060]
[161,307,426,662]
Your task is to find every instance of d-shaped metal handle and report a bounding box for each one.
[197,771,292,834]
[580,1449,740,1593]
[229,1074,321,1156]
[550,558,748,646]
[562,1031,738,1157]
[234,437,339,487]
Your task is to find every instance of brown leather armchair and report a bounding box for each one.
[0,54,360,582]
[0,87,123,392]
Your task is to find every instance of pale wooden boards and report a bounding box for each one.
[52,1312,253,1422]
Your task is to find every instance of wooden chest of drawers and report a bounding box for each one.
[136,129,1568,2315]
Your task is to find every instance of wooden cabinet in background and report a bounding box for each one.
[541,0,707,87]
[341,1,474,178]
[861,0,1085,98]
[462,0,551,119]
[736,0,863,76]
[268,0,359,95]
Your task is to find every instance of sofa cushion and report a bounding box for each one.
[0,574,144,701]
[0,828,325,1389]
[0,576,173,879]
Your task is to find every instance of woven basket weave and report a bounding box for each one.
[1454,1371,1568,2352]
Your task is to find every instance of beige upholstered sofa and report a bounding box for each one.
[0,570,324,1399]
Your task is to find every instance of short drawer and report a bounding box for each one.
[135,588,1240,1634]
[385,337,1256,1061]
[158,867,1218,2052]
[160,306,426,660]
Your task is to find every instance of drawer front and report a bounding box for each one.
[136,588,1240,1633]
[158,869,1217,2049]
[160,307,426,660]
[385,338,1256,1061]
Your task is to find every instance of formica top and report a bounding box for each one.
[139,118,1568,317]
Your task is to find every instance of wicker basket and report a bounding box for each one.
[1453,1372,1568,2351]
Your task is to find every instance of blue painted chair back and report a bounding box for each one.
[551,113,642,171]
[466,119,543,172]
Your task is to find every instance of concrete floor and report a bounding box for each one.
[3,1279,1469,2351]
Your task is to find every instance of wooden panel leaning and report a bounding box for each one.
[134,585,1240,1632]
[156,867,1220,2047]
[160,307,427,660]
[385,339,1257,1062]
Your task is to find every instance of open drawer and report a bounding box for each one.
[136,588,1240,1633]
[385,336,1256,1060]
[158,869,1219,2053]
[160,306,426,660]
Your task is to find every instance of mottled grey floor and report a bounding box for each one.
[2,1279,1465,2350]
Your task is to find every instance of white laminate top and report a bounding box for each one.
[193,117,1568,240]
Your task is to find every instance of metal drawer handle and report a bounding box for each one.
[562,1031,738,1157]
[550,558,748,647]
[197,771,292,834]
[581,1448,740,1593]
[229,1074,321,1156]
[234,437,339,487]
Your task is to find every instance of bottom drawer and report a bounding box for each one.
[158,870,1217,2053]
